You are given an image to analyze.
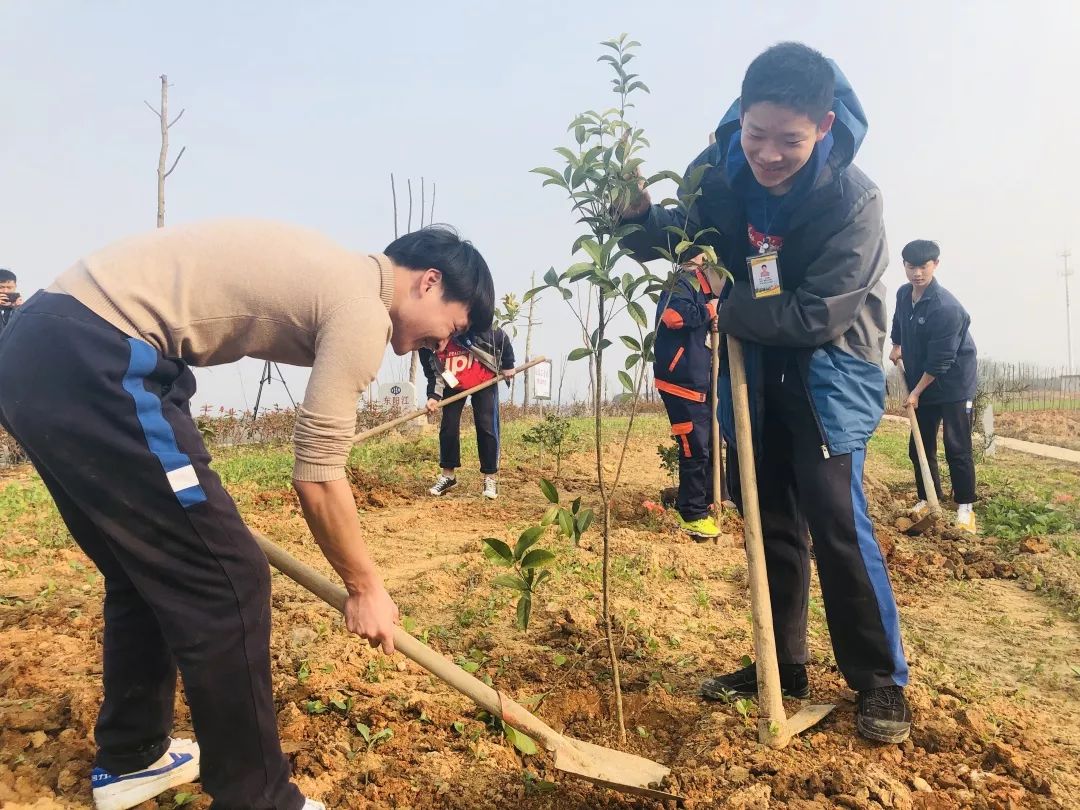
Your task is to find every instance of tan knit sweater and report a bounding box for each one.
[50,219,394,482]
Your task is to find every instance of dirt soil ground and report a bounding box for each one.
[994,411,1080,452]
[1,418,1078,809]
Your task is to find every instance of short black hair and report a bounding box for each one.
[902,240,940,266]
[0,268,16,284]
[741,42,835,123]
[384,225,494,331]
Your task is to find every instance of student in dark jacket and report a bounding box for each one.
[654,259,724,538]
[421,328,514,500]
[0,268,24,333]
[618,42,910,744]
[889,239,978,533]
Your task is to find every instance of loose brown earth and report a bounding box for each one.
[994,411,1080,452]
[1,418,1078,809]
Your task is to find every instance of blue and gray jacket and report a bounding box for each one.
[653,266,720,400]
[620,61,888,457]
[890,279,977,405]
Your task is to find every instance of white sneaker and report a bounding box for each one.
[92,737,200,810]
[482,477,498,500]
[303,800,326,810]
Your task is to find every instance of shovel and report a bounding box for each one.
[351,357,548,444]
[252,532,680,803]
[709,319,731,512]
[726,335,834,747]
[897,361,941,536]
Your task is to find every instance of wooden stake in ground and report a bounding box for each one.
[522,271,540,409]
[144,75,185,228]
[727,334,834,747]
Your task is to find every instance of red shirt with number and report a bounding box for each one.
[437,338,495,391]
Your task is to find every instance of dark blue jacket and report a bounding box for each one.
[890,279,977,404]
[620,61,888,456]
[653,267,720,398]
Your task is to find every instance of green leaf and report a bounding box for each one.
[625,353,641,369]
[557,507,574,539]
[618,370,634,392]
[571,496,581,513]
[515,526,546,560]
[535,570,551,587]
[566,262,595,282]
[576,509,595,534]
[620,335,642,351]
[482,538,514,567]
[492,574,529,592]
[567,347,592,361]
[539,478,559,504]
[504,724,538,755]
[516,594,533,631]
[540,505,560,527]
[461,660,480,673]
[628,301,648,328]
[530,166,563,181]
[579,239,602,264]
[553,653,568,667]
[520,549,556,570]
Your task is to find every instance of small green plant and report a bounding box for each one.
[483,479,592,630]
[523,770,557,795]
[297,659,311,684]
[522,413,576,476]
[980,493,1076,541]
[355,722,393,753]
[302,699,328,715]
[657,440,680,486]
[173,792,196,807]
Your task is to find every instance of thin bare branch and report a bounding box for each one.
[144,100,161,116]
[390,173,399,239]
[407,178,413,233]
[167,108,186,129]
[429,183,436,224]
[420,176,426,229]
[163,146,186,178]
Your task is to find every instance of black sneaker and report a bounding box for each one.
[429,474,457,497]
[700,662,810,701]
[857,686,911,744]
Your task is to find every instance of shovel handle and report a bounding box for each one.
[710,320,723,512]
[251,530,566,751]
[725,335,789,745]
[351,357,547,444]
[897,362,941,516]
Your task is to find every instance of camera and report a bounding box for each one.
[0,292,19,309]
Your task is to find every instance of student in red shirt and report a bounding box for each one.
[420,328,514,499]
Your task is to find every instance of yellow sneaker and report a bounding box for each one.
[677,515,721,540]
[955,511,977,534]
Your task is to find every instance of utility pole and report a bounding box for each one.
[1062,249,1074,372]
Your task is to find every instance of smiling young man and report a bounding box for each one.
[889,239,978,532]
[0,220,493,810]
[619,43,910,744]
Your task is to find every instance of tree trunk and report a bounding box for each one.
[523,272,537,409]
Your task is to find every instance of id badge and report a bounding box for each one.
[747,251,782,299]
[442,370,460,388]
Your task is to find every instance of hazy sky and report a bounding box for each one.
[2,1,1078,411]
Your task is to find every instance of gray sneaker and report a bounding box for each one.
[482,477,498,499]
[429,474,457,496]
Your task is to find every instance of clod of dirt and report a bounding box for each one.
[894,516,914,531]
[1018,536,1051,554]
[726,783,772,809]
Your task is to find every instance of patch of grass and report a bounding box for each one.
[979,493,1076,543]
[212,446,294,488]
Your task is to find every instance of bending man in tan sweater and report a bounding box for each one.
[0,220,495,810]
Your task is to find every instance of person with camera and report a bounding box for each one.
[0,268,23,334]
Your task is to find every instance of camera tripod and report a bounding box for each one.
[251,360,297,419]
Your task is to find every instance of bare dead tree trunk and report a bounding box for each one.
[391,173,399,238]
[407,179,414,234]
[145,74,185,228]
[523,271,538,410]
